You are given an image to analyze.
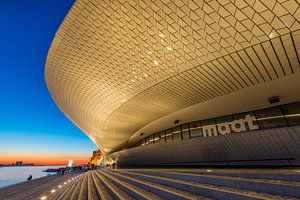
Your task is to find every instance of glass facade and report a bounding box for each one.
[132,102,300,148]
[189,121,202,138]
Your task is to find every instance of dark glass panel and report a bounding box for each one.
[140,139,145,146]
[165,129,173,141]
[182,124,190,139]
[145,136,150,145]
[172,126,182,140]
[153,132,161,143]
[148,135,155,144]
[189,121,202,138]
[255,106,287,129]
[281,102,300,126]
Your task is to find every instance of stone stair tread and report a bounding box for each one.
[91,171,113,200]
[164,169,300,182]
[115,170,296,200]
[94,170,134,200]
[99,170,165,200]
[60,177,83,200]
[129,169,300,186]
[104,169,211,200]
[87,172,99,200]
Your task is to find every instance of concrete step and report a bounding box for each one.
[102,169,209,200]
[172,170,300,182]
[98,170,165,200]
[78,173,88,200]
[124,170,300,199]
[91,170,113,200]
[87,172,99,200]
[94,170,133,200]
[61,176,83,200]
[110,169,295,200]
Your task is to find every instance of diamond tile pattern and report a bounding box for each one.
[45,0,300,154]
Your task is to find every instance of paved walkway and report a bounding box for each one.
[0,168,299,200]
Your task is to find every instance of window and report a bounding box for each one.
[172,126,182,140]
[189,121,202,138]
[255,106,287,129]
[216,115,233,124]
[281,102,300,126]
[145,137,150,145]
[165,129,173,141]
[148,135,155,145]
[140,139,145,146]
[153,132,160,143]
[154,131,165,143]
[131,102,299,149]
[182,124,190,139]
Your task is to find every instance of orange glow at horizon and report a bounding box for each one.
[0,154,89,165]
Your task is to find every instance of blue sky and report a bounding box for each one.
[0,0,97,164]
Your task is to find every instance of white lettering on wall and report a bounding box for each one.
[217,122,230,135]
[244,114,259,130]
[202,114,259,138]
[202,125,218,137]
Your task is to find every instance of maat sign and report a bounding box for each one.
[202,114,259,137]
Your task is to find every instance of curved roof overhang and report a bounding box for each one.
[45,0,300,154]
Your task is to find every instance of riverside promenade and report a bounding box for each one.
[0,168,300,200]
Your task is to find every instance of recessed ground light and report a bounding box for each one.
[152,60,159,66]
[51,190,56,193]
[166,46,173,51]
[40,196,47,200]
[207,169,212,172]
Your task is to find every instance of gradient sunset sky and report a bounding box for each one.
[0,0,98,165]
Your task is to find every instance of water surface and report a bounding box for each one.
[0,166,64,188]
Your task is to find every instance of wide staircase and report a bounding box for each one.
[38,168,300,200]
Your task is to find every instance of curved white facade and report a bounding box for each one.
[45,0,300,155]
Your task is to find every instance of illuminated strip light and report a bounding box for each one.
[285,114,300,117]
[256,115,285,121]
[255,114,300,121]
[189,127,201,130]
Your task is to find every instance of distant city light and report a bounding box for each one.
[68,160,73,167]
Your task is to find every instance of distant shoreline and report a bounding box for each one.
[0,165,66,167]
